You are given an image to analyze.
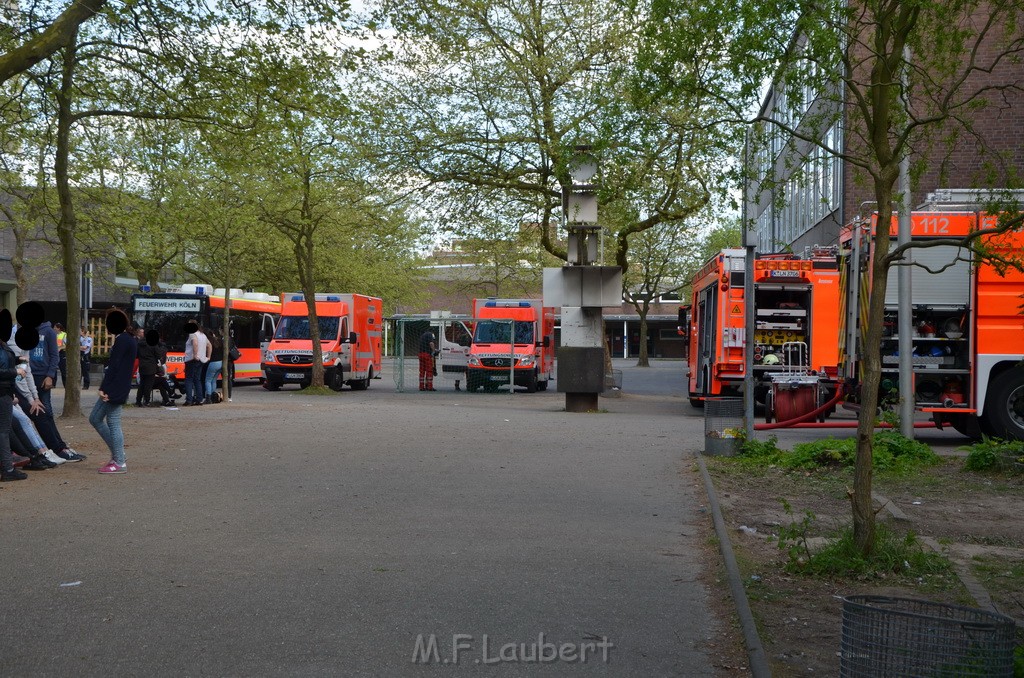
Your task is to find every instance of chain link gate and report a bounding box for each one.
[393,316,516,393]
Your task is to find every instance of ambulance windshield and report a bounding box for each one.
[473,320,534,345]
[274,316,340,341]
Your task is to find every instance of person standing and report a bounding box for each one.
[203,329,223,404]
[92,308,137,474]
[183,321,209,406]
[54,323,67,387]
[418,330,437,392]
[80,327,93,389]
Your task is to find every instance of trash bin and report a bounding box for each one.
[703,397,743,456]
[603,369,623,397]
[840,595,1016,677]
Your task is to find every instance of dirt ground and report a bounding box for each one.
[702,454,1024,676]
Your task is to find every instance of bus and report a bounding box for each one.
[130,284,281,387]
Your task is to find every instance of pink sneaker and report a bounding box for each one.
[98,461,127,474]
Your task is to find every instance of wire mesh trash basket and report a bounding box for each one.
[703,397,743,456]
[604,369,623,396]
[840,595,1017,677]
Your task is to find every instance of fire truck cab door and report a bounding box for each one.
[695,286,718,394]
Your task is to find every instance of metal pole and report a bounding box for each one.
[742,129,756,440]
[898,47,914,438]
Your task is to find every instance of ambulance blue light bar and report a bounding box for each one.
[483,300,532,308]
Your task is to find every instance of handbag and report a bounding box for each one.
[228,344,241,361]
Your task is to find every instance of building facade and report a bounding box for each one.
[745,17,1024,252]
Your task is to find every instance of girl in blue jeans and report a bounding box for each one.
[203,329,224,403]
[91,309,137,474]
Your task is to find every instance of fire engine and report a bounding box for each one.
[262,293,382,391]
[688,248,841,409]
[466,298,555,393]
[839,211,1024,440]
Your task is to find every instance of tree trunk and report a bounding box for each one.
[13,223,27,303]
[636,312,650,367]
[851,178,896,557]
[55,34,81,418]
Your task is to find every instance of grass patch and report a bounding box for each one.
[737,432,940,474]
[970,554,1024,597]
[784,521,954,582]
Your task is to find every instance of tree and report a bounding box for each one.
[357,0,736,280]
[652,0,1024,555]
[2,0,354,413]
[621,224,701,366]
[0,0,107,84]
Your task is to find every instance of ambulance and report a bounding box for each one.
[262,293,382,391]
[466,298,555,393]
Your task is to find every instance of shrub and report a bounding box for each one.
[962,436,1024,474]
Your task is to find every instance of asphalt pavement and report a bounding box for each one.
[1,359,723,677]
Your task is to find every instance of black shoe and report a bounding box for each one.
[1,468,28,481]
[83,385,90,390]
[25,457,52,470]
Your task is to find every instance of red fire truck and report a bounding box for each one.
[688,247,842,411]
[839,211,1024,440]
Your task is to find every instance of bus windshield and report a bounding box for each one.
[473,320,534,345]
[131,310,194,351]
[274,315,340,341]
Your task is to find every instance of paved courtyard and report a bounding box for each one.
[1,360,724,677]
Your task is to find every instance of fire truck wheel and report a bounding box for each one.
[689,395,704,408]
[948,414,983,440]
[984,367,1024,440]
[537,378,549,391]
[329,369,345,391]
[265,380,281,391]
[764,390,773,423]
[525,370,538,393]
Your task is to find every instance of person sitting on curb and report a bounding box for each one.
[0,308,29,482]
[13,362,66,467]
[12,302,85,462]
